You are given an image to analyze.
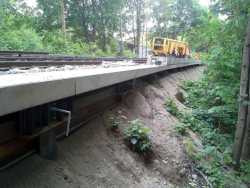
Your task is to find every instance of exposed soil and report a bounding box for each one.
[0,66,204,188]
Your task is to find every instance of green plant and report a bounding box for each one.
[183,138,201,160]
[237,161,250,185]
[175,123,190,135]
[180,114,247,187]
[123,49,136,58]
[124,119,151,153]
[0,26,44,51]
[109,116,119,130]
[169,90,247,187]
[165,98,180,117]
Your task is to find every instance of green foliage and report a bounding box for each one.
[124,119,152,153]
[42,31,91,55]
[180,3,249,166]
[36,0,62,30]
[176,112,242,187]
[173,90,250,187]
[64,0,124,51]
[184,12,222,53]
[239,161,250,183]
[123,49,136,58]
[164,98,181,117]
[0,26,44,51]
[183,138,201,160]
[175,123,190,135]
[167,93,248,187]
[0,0,131,56]
[182,80,238,133]
[109,116,120,130]
[151,0,205,38]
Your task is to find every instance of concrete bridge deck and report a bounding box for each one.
[0,62,200,117]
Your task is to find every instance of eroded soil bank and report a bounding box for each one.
[0,66,204,188]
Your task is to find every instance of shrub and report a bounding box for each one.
[175,123,190,135]
[183,138,201,160]
[109,116,119,131]
[0,26,44,51]
[182,80,238,134]
[123,49,136,58]
[172,85,248,187]
[124,119,151,153]
[42,31,92,55]
[165,98,180,117]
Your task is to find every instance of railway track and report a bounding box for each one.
[0,51,147,68]
[0,50,49,56]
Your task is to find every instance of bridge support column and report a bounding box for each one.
[39,129,57,160]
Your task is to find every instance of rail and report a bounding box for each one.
[0,52,148,68]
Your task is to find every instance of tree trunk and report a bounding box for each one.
[118,13,124,56]
[242,19,250,160]
[132,9,136,53]
[233,19,250,166]
[135,0,141,56]
[60,0,66,36]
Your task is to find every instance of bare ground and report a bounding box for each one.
[0,66,204,188]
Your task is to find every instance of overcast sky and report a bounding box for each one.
[199,0,210,7]
[24,0,211,8]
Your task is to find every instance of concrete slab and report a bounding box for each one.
[0,63,200,117]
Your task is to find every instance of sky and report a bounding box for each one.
[199,0,211,7]
[24,0,211,8]
[24,0,36,7]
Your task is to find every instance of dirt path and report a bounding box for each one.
[0,66,204,188]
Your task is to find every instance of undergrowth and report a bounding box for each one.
[165,98,181,117]
[109,116,120,131]
[165,84,250,187]
[124,119,152,153]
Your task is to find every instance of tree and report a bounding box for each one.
[60,0,66,36]
[150,0,204,39]
[242,27,250,159]
[36,0,62,30]
[184,12,222,52]
[135,0,143,55]
[66,0,124,51]
[233,19,250,166]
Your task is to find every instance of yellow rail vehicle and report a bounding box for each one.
[152,37,190,58]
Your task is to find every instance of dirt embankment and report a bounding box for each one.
[0,66,204,188]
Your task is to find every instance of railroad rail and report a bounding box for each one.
[0,52,147,68]
[0,55,147,62]
[0,60,103,68]
[0,59,147,68]
[0,51,49,56]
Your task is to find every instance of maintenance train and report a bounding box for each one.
[151,37,190,58]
